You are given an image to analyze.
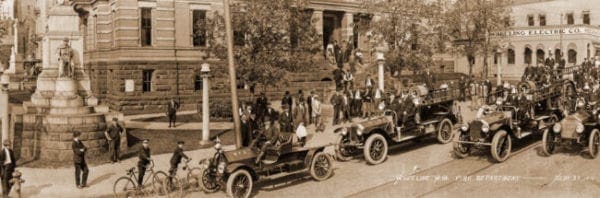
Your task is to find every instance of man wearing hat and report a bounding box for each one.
[104,117,124,163]
[281,91,293,115]
[72,131,89,189]
[169,141,190,178]
[0,140,15,196]
[137,139,152,187]
[167,98,180,128]
[279,105,293,133]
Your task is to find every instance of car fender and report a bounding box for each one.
[226,163,258,181]
[490,123,504,131]
[304,147,326,166]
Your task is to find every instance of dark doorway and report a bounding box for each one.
[536,49,545,65]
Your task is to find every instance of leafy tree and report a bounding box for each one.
[208,0,322,91]
[444,0,512,77]
[359,0,445,75]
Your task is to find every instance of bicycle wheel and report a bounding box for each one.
[113,177,137,198]
[152,171,169,195]
[186,168,203,192]
[164,176,184,198]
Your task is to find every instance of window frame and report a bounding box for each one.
[583,11,590,25]
[539,14,546,26]
[140,7,153,47]
[527,15,535,27]
[191,9,208,47]
[142,69,154,92]
[507,48,515,65]
[566,13,574,25]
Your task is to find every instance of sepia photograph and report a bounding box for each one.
[0,0,598,197]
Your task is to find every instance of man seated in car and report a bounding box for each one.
[252,115,293,164]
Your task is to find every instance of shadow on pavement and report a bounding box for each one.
[88,172,116,187]
[21,184,52,197]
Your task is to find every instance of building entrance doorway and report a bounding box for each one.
[322,12,342,52]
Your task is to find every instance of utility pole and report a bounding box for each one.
[222,0,242,148]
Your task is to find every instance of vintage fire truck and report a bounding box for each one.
[334,85,460,165]
[454,80,577,162]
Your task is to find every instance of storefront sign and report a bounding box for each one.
[492,27,600,37]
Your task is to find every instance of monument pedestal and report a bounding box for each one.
[18,3,124,162]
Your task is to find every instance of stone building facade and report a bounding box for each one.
[71,0,368,114]
[454,0,600,81]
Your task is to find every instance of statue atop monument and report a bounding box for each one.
[57,38,75,78]
[56,0,69,6]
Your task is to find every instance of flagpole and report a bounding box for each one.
[222,0,243,148]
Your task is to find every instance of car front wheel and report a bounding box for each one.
[310,152,334,181]
[226,169,253,198]
[541,129,556,156]
[335,135,355,161]
[491,130,512,162]
[363,133,388,165]
[589,129,600,159]
[199,168,220,193]
[453,133,471,158]
[437,119,454,144]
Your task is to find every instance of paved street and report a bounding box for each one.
[13,101,600,198]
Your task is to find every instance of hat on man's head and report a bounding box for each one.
[63,37,69,42]
[177,141,185,145]
[112,117,118,121]
[73,131,81,138]
[2,140,9,146]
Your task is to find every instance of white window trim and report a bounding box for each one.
[138,1,157,8]
[190,9,209,47]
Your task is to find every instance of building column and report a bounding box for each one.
[312,9,324,50]
[341,12,354,44]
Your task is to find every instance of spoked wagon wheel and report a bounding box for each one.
[113,177,138,198]
[199,168,220,193]
[310,152,334,181]
[437,119,454,144]
[186,167,203,192]
[226,169,253,198]
[152,171,169,195]
[541,129,557,156]
[334,136,355,161]
[589,129,600,159]
[453,133,471,158]
[363,133,388,165]
[491,130,512,162]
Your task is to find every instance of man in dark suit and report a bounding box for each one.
[72,131,89,189]
[0,140,16,196]
[330,90,344,125]
[240,114,254,147]
[167,98,180,128]
[334,40,343,69]
[306,91,313,125]
[279,105,293,132]
[169,141,190,177]
[255,92,268,124]
[137,139,152,187]
[544,53,555,68]
[104,117,123,163]
[281,91,293,115]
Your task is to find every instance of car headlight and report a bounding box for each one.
[481,124,490,133]
[217,162,226,174]
[576,123,584,133]
[460,124,469,131]
[553,123,561,133]
[341,127,348,136]
[378,103,385,110]
[356,124,364,136]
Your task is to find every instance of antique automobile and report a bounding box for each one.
[542,97,600,158]
[334,85,460,165]
[454,80,574,162]
[198,137,334,198]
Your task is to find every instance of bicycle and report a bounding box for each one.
[112,160,170,198]
[179,159,204,193]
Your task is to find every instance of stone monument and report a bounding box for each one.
[19,1,122,161]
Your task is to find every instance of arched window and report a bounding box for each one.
[507,48,515,64]
[568,49,577,64]
[554,49,561,61]
[194,75,203,91]
[524,47,532,65]
[536,49,545,65]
